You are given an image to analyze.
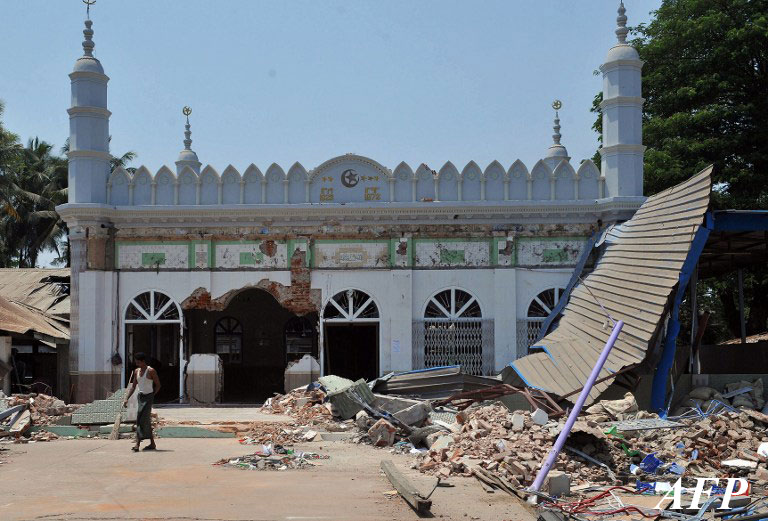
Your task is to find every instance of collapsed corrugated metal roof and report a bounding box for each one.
[0,294,69,341]
[0,268,70,317]
[507,167,713,404]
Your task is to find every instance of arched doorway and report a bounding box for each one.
[184,288,318,402]
[422,287,486,375]
[322,289,379,381]
[124,290,183,402]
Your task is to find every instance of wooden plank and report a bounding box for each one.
[380,459,432,516]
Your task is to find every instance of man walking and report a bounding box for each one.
[122,352,161,451]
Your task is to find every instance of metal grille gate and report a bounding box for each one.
[412,319,494,375]
[515,318,544,359]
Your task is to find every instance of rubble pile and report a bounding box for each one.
[672,381,767,416]
[414,403,768,491]
[5,393,80,426]
[1,392,80,441]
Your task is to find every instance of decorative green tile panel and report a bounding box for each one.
[239,251,264,265]
[141,252,166,266]
[542,248,570,263]
[439,249,466,265]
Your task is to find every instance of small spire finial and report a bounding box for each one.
[182,106,193,150]
[616,1,629,44]
[83,0,96,20]
[551,100,562,145]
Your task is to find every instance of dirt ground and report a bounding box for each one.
[0,436,536,521]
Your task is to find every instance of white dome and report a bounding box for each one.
[604,44,640,63]
[73,56,104,74]
[545,144,569,159]
[177,149,199,163]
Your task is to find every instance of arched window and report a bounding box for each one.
[322,289,379,321]
[125,290,181,323]
[527,287,565,318]
[215,317,243,363]
[421,288,486,375]
[516,287,566,358]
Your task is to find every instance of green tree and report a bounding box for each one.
[2,138,68,267]
[592,0,768,340]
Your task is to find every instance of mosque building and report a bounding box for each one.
[57,3,645,402]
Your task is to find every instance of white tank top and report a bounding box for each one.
[136,367,154,394]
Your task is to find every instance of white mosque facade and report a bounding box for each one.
[58,5,645,402]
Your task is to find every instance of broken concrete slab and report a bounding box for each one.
[34,425,92,437]
[510,413,525,432]
[320,377,375,420]
[429,435,454,451]
[355,410,370,430]
[392,401,431,427]
[545,470,570,497]
[155,426,235,438]
[531,408,548,426]
[98,424,133,435]
[319,431,357,442]
[368,418,396,447]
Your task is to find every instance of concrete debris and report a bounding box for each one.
[583,392,638,420]
[1,393,80,441]
[413,402,768,496]
[368,419,397,447]
[673,379,765,416]
[531,408,549,426]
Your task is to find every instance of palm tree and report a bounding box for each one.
[6,138,69,267]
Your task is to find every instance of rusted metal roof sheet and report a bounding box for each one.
[0,269,69,317]
[509,167,713,404]
[0,295,69,341]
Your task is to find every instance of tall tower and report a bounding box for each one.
[600,2,644,198]
[68,17,111,203]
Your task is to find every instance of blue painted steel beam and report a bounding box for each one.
[712,210,768,231]
[650,213,713,413]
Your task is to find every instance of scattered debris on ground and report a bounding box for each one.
[214,443,329,471]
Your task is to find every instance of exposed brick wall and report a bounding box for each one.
[180,250,320,316]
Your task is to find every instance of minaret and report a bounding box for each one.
[175,106,201,175]
[543,100,570,170]
[599,1,645,198]
[68,15,111,203]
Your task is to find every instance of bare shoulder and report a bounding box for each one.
[148,366,159,377]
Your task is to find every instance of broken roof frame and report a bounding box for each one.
[509,167,768,413]
[506,167,715,409]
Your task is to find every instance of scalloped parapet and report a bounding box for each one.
[105,154,605,206]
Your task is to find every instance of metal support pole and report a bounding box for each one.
[738,269,746,343]
[689,267,698,373]
[528,320,624,496]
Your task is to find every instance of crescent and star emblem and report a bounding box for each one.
[341,169,359,188]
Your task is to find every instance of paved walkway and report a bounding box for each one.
[0,438,534,521]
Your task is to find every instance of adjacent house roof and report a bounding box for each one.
[0,268,69,318]
[0,269,70,344]
[508,167,713,404]
[0,295,69,342]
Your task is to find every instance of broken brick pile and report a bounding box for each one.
[248,388,340,445]
[5,393,81,426]
[413,403,768,492]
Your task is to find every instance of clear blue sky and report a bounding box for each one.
[2,1,660,265]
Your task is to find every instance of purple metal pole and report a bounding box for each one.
[528,320,624,495]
